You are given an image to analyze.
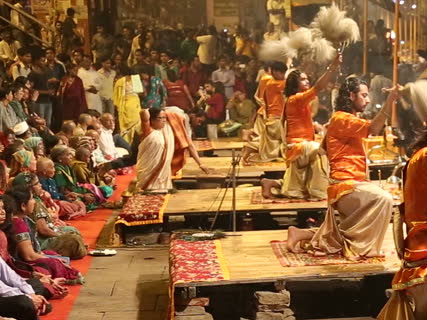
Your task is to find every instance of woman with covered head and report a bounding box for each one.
[24,137,45,159]
[50,145,98,207]
[4,185,84,284]
[12,172,86,260]
[9,149,37,178]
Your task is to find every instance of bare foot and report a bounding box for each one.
[261,178,276,199]
[286,226,314,253]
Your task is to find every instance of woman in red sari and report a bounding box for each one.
[164,69,194,111]
[57,63,88,121]
[5,186,84,284]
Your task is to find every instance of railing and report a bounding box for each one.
[0,0,54,47]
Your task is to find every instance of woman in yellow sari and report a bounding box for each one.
[113,70,144,143]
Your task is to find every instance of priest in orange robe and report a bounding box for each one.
[261,55,340,199]
[378,132,427,319]
[286,77,397,261]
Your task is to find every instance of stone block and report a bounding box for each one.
[175,297,210,306]
[254,291,290,306]
[255,312,286,320]
[175,314,214,320]
[283,308,294,317]
[284,316,295,320]
[256,303,294,313]
[175,305,206,316]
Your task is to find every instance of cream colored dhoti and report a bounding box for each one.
[136,123,175,191]
[277,141,329,199]
[245,115,286,162]
[311,181,393,258]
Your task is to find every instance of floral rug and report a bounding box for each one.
[271,240,386,267]
[115,194,170,227]
[169,236,229,319]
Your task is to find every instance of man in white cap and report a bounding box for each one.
[13,121,31,140]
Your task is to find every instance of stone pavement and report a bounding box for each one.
[68,247,169,320]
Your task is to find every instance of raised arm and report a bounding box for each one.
[369,87,399,136]
[313,54,342,93]
[140,109,153,138]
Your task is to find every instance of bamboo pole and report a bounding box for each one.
[362,0,368,74]
[391,0,399,128]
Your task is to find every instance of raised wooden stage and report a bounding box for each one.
[177,157,286,180]
[173,228,399,288]
[165,186,327,216]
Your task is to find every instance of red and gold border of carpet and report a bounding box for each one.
[271,240,386,267]
[168,236,230,320]
[115,193,170,227]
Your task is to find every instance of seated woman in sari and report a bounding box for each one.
[37,157,86,220]
[9,150,37,178]
[24,137,45,159]
[12,173,87,260]
[0,194,69,299]
[136,108,209,192]
[5,186,84,284]
[51,145,102,208]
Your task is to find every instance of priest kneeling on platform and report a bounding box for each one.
[286,77,396,261]
[261,54,341,200]
[135,108,209,193]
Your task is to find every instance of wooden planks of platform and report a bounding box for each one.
[165,186,327,216]
[178,157,286,179]
[174,227,400,288]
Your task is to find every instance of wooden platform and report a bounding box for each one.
[193,137,245,152]
[165,187,327,216]
[174,228,400,288]
[179,157,286,179]
[178,156,400,181]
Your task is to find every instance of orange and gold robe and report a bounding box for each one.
[309,111,393,258]
[254,73,273,114]
[392,147,427,290]
[326,111,371,204]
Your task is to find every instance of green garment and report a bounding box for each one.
[180,39,198,61]
[9,100,28,121]
[54,162,89,195]
[71,160,96,184]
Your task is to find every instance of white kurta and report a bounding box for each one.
[78,67,103,113]
[136,123,175,191]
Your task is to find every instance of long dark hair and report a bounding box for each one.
[285,70,301,97]
[335,77,368,113]
[5,186,33,214]
[1,194,17,255]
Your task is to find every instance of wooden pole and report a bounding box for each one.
[391,0,400,128]
[362,0,368,74]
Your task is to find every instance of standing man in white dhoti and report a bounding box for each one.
[287,77,397,260]
[136,108,209,192]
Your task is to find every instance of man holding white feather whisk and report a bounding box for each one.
[261,53,341,200]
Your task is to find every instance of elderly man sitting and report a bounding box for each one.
[99,113,131,160]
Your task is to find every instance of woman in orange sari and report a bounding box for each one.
[378,128,427,320]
